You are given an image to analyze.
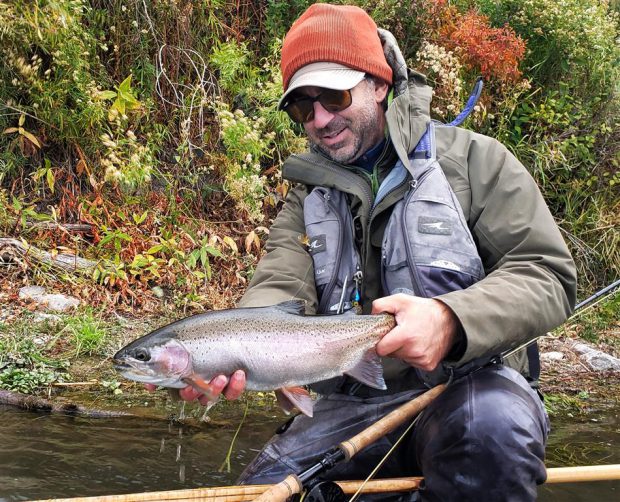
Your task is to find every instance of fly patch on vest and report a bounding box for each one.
[303,187,361,314]
[381,126,484,298]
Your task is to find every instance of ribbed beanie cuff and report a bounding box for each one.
[281,3,393,91]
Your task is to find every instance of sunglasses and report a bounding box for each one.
[281,88,353,124]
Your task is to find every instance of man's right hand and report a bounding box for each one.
[144,369,247,406]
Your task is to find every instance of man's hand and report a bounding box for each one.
[144,369,247,406]
[372,294,459,371]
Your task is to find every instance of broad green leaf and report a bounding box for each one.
[146,245,164,255]
[46,168,55,193]
[118,75,132,93]
[205,246,222,258]
[97,90,117,100]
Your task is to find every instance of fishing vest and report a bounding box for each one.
[304,121,485,314]
[303,120,486,388]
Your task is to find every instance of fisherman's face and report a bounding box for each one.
[294,78,389,164]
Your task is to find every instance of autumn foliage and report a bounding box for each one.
[429,0,526,84]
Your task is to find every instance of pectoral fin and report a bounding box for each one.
[275,386,314,417]
[345,349,387,390]
[181,374,217,401]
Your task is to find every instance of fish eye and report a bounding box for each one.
[134,348,150,362]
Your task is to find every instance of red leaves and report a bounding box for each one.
[428,0,527,85]
[443,11,526,84]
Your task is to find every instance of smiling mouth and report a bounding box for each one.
[322,127,346,141]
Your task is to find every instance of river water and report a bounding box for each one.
[0,403,617,501]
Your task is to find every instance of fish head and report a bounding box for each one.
[113,333,191,388]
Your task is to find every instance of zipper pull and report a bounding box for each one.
[353,267,363,306]
[410,179,418,190]
[336,275,349,314]
[323,191,331,211]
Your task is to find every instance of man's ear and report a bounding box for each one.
[374,80,389,103]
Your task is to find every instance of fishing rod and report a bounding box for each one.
[36,464,620,502]
[254,385,447,502]
[259,279,620,502]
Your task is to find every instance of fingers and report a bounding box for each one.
[144,384,158,392]
[371,295,459,371]
[178,371,246,406]
[371,293,411,315]
[179,385,205,402]
[194,375,228,405]
[375,325,406,356]
[223,370,246,400]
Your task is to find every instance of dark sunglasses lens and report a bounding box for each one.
[285,100,314,124]
[320,89,352,112]
[284,88,353,123]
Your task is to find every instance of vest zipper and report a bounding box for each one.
[318,192,345,314]
[400,169,433,296]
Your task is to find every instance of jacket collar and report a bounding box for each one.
[385,69,432,168]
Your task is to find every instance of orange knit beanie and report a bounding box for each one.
[281,3,393,91]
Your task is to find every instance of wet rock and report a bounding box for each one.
[540,351,565,361]
[572,342,620,372]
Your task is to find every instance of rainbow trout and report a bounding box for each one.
[113,300,395,416]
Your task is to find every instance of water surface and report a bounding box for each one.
[0,403,617,501]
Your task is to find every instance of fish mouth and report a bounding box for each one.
[113,361,130,371]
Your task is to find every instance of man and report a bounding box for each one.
[178,3,577,500]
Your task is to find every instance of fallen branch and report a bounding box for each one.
[0,389,130,418]
[28,222,93,233]
[0,237,98,273]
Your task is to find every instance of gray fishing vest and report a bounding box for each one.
[303,122,485,388]
[305,122,484,311]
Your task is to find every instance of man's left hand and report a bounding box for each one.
[372,294,459,371]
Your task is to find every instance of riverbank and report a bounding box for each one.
[1,286,618,422]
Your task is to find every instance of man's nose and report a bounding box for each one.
[311,101,335,129]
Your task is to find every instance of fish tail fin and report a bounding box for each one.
[345,349,387,390]
[275,386,314,417]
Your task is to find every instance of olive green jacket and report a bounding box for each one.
[239,72,577,378]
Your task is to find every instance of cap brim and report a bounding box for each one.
[279,63,366,110]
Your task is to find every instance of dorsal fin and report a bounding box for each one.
[273,299,306,316]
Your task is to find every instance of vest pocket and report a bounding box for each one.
[382,163,484,299]
[304,187,361,313]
